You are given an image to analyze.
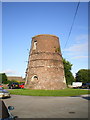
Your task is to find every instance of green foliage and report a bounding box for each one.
[62,58,75,85]
[7,79,25,84]
[8,80,19,84]
[63,58,72,71]
[0,73,8,84]
[8,88,89,96]
[75,69,90,83]
[4,80,11,84]
[55,47,60,53]
[18,82,25,84]
[66,71,75,85]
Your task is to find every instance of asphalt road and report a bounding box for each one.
[3,94,89,118]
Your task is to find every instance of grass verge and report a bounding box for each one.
[8,88,90,97]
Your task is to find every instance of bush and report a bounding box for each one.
[3,80,11,84]
[8,80,19,84]
[18,82,25,84]
[0,73,8,84]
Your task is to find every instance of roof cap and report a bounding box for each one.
[32,34,59,39]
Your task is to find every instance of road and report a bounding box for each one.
[3,94,89,118]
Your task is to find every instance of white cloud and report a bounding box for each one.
[62,34,88,60]
[63,42,88,53]
[76,34,88,43]
[1,69,17,75]
[75,26,88,31]
[71,56,88,59]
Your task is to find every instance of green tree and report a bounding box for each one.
[75,69,90,83]
[62,58,74,85]
[8,80,19,84]
[0,73,8,84]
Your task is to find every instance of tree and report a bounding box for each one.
[0,73,8,84]
[75,69,90,83]
[62,58,75,85]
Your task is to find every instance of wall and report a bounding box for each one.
[25,34,66,89]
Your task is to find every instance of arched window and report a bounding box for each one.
[31,75,38,82]
[34,75,38,79]
[33,40,37,50]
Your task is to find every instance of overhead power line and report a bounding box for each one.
[64,2,80,49]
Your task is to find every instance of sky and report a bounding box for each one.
[1,2,88,78]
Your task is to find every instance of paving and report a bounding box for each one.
[3,95,89,118]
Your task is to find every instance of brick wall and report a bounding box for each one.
[25,34,66,89]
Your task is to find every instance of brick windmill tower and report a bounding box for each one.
[25,34,66,89]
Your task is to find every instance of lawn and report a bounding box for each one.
[8,88,90,96]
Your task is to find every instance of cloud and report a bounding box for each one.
[71,56,88,59]
[63,42,88,53]
[75,26,88,31]
[76,34,88,43]
[1,69,17,75]
[62,34,88,60]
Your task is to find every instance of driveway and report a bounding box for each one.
[3,95,89,118]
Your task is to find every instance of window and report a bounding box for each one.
[34,76,38,79]
[33,40,37,50]
[31,75,38,82]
